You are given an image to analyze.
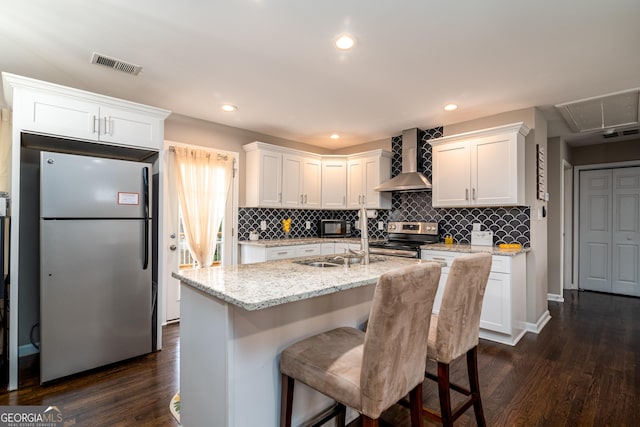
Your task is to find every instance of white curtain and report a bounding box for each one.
[0,108,11,192]
[173,146,233,267]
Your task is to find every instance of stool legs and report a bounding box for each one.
[409,383,425,427]
[280,374,294,427]
[422,347,486,427]
[467,347,486,427]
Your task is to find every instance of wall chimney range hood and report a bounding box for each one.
[374,128,432,192]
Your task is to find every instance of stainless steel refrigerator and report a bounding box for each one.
[40,151,152,383]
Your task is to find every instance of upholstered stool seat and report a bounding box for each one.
[280,263,442,427]
[422,252,492,427]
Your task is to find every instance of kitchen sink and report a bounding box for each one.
[294,255,386,267]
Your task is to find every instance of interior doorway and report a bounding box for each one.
[162,141,238,322]
[578,166,640,297]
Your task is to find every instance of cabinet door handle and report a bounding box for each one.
[472,188,476,200]
[304,194,308,204]
[304,249,314,252]
[277,251,288,255]
[465,189,469,200]
[93,116,99,134]
[278,192,282,202]
[343,195,346,205]
[300,194,304,204]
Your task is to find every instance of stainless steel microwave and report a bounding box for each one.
[318,219,348,237]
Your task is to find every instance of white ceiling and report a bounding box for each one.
[1,0,639,149]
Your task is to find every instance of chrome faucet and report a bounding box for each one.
[359,206,370,265]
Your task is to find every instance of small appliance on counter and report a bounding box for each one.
[318,219,348,237]
[470,223,494,246]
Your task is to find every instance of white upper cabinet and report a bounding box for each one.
[244,143,321,208]
[347,151,392,209]
[244,142,391,209]
[322,158,347,209]
[281,154,322,208]
[4,73,169,151]
[430,122,530,207]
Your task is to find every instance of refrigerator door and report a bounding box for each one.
[40,151,152,219]
[40,219,152,383]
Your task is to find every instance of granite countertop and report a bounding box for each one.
[420,242,530,256]
[172,255,425,311]
[237,237,380,247]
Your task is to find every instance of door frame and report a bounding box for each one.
[561,160,574,290]
[160,140,239,324]
[573,160,640,290]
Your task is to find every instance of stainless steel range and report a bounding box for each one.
[369,221,439,258]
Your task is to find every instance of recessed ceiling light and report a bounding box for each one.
[444,103,458,111]
[330,133,340,140]
[220,104,237,112]
[335,34,356,50]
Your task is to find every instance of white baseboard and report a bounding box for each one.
[525,310,551,334]
[547,293,564,302]
[18,343,39,357]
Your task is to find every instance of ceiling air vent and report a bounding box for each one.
[556,89,640,133]
[90,52,142,76]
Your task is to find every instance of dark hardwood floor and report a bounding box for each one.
[1,291,638,426]
[0,323,179,427]
[352,290,640,427]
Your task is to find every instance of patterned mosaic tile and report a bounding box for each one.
[238,208,389,240]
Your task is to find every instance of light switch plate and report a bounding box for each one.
[305,221,311,230]
[378,221,384,231]
[260,220,267,231]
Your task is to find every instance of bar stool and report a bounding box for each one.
[422,252,492,427]
[279,262,441,427]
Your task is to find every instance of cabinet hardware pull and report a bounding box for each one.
[278,192,282,202]
[305,249,313,252]
[472,188,476,200]
[433,257,446,261]
[300,194,303,204]
[343,196,346,204]
[278,251,287,255]
[304,194,308,204]
[93,116,99,134]
[362,195,365,205]
[465,189,469,200]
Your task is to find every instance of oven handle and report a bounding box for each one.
[369,248,419,258]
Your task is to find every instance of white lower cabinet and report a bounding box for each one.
[421,249,526,346]
[241,242,359,264]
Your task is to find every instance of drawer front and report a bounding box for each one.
[295,244,321,257]
[266,247,296,260]
[423,250,511,274]
[490,255,511,274]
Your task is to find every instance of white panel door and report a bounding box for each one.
[302,157,322,208]
[432,141,471,207]
[347,159,364,208]
[282,154,302,207]
[612,167,640,296]
[473,136,514,205]
[579,169,612,292]
[321,160,347,209]
[259,151,282,207]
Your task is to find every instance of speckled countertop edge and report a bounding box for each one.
[420,243,530,256]
[172,256,424,311]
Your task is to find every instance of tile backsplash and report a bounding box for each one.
[237,126,530,247]
[238,208,388,240]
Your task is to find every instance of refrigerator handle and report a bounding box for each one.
[143,167,149,270]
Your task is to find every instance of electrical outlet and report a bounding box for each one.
[260,220,267,231]
[378,221,384,231]
[305,221,311,230]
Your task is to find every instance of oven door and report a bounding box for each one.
[368,246,419,258]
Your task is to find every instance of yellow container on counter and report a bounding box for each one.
[444,235,454,245]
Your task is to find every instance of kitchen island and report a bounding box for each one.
[173,255,424,427]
